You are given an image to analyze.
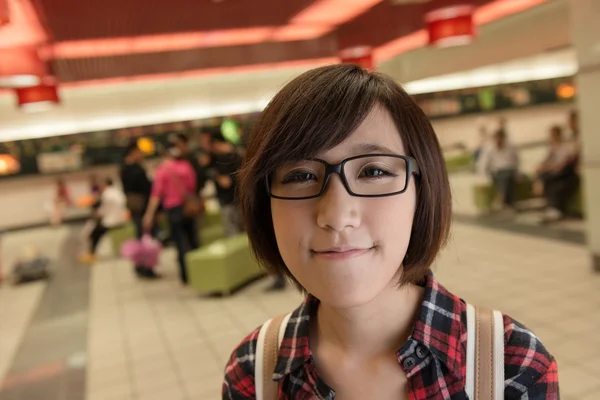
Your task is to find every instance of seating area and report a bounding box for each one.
[444,153,474,174]
[473,175,585,216]
[473,175,534,212]
[106,209,264,296]
[185,234,264,295]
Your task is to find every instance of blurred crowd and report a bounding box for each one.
[475,110,581,223]
[50,123,287,291]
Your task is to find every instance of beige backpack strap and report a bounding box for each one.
[263,314,286,400]
[475,307,494,399]
[255,313,290,400]
[466,304,505,399]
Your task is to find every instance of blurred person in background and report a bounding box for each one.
[498,115,508,132]
[534,124,580,223]
[143,144,198,285]
[472,125,489,166]
[210,133,244,237]
[478,129,520,211]
[120,142,159,278]
[89,173,101,197]
[566,110,581,173]
[80,178,127,264]
[50,176,71,226]
[171,133,209,194]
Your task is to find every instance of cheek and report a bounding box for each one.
[370,182,416,249]
[270,200,312,259]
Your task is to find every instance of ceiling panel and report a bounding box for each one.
[13,0,549,84]
[35,0,318,40]
[52,36,337,82]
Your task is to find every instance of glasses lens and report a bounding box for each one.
[270,160,326,198]
[344,156,407,196]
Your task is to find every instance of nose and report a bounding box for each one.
[316,174,360,232]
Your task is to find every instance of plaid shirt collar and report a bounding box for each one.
[273,272,465,380]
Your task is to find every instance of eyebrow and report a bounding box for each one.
[349,142,401,155]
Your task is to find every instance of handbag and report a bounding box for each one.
[168,163,205,218]
[125,193,146,214]
[255,305,505,400]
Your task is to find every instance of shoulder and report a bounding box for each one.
[223,298,313,399]
[223,326,261,398]
[502,314,559,398]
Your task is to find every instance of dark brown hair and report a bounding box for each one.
[238,64,452,287]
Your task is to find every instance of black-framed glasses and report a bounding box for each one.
[266,154,419,200]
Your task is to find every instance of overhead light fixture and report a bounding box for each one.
[291,0,382,27]
[0,46,47,88]
[0,0,9,27]
[271,25,331,41]
[45,27,275,59]
[339,46,374,70]
[15,83,61,113]
[425,5,476,48]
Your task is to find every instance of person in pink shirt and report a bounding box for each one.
[143,145,198,284]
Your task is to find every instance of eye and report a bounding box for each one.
[281,171,317,184]
[358,166,395,178]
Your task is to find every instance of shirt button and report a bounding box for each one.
[402,356,416,370]
[415,345,428,359]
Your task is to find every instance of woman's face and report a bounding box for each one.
[270,105,417,308]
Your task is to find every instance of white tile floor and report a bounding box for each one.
[84,222,600,400]
[0,226,68,384]
[2,221,600,399]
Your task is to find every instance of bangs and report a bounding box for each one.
[253,65,382,176]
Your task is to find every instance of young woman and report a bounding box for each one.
[223,65,558,399]
[143,144,199,285]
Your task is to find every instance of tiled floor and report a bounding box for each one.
[1,220,600,399]
[86,222,600,400]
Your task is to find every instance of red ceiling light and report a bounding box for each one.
[339,46,374,70]
[15,84,60,112]
[425,5,476,48]
[0,0,9,26]
[0,46,47,88]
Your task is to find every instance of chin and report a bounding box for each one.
[310,281,385,309]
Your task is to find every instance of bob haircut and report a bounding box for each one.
[238,64,452,287]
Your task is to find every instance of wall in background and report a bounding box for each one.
[0,166,119,231]
[0,102,576,230]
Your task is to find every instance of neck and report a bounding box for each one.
[313,281,424,358]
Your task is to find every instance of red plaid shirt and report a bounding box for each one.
[223,274,559,399]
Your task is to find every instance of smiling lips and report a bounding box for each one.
[311,246,372,260]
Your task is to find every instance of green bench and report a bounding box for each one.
[473,176,533,212]
[473,175,585,216]
[445,154,473,174]
[566,184,585,217]
[201,223,226,246]
[204,211,222,230]
[185,234,264,295]
[108,223,136,255]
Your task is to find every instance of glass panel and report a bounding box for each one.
[344,156,407,195]
[271,160,326,198]
[269,156,408,198]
